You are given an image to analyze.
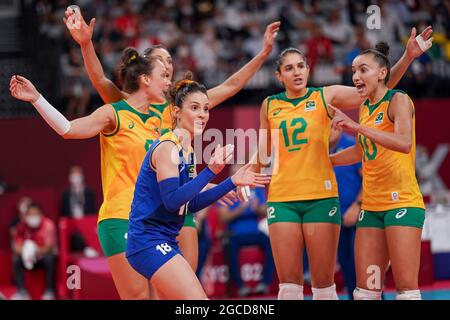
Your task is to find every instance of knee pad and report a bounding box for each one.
[353,287,382,300]
[312,283,339,300]
[396,290,421,300]
[278,283,304,300]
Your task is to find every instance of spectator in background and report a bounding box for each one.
[329,126,362,300]
[305,21,333,82]
[218,165,274,297]
[60,47,92,118]
[322,9,354,46]
[9,196,33,244]
[61,165,97,256]
[11,203,58,300]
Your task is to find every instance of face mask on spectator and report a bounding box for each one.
[26,215,42,228]
[69,173,84,187]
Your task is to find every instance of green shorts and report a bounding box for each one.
[183,210,197,228]
[267,197,341,225]
[97,218,128,257]
[357,207,425,229]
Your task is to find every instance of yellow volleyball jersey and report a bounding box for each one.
[149,100,173,135]
[98,100,162,223]
[266,88,338,202]
[358,89,424,211]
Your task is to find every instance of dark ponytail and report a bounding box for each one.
[360,42,391,84]
[118,47,161,93]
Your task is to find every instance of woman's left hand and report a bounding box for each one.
[329,104,360,133]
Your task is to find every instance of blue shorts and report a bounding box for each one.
[127,240,182,279]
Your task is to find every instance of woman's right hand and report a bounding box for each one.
[208,144,235,174]
[10,75,40,103]
[63,7,95,47]
[231,162,271,188]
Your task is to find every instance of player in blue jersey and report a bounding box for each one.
[126,73,271,299]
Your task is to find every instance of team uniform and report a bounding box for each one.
[356,89,425,229]
[126,132,195,279]
[150,100,197,228]
[97,100,162,257]
[265,88,341,225]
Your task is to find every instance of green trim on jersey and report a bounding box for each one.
[149,100,170,114]
[102,104,121,137]
[112,100,162,123]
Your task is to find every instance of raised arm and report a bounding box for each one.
[325,26,433,110]
[64,8,127,103]
[10,75,116,139]
[329,93,413,154]
[207,22,280,108]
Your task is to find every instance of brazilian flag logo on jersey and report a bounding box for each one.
[374,112,384,125]
[305,100,316,111]
[188,164,195,178]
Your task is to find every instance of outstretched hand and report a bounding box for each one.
[10,75,40,103]
[405,26,433,60]
[63,6,95,47]
[261,21,281,57]
[329,104,360,133]
[231,162,271,188]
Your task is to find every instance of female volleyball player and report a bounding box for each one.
[10,48,170,299]
[255,26,432,300]
[329,42,426,300]
[126,75,271,299]
[63,8,280,273]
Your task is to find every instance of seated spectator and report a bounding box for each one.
[218,165,274,297]
[9,196,33,244]
[61,165,98,256]
[11,203,58,300]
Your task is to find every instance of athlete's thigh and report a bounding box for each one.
[107,253,150,300]
[177,226,199,272]
[303,222,340,287]
[354,228,389,291]
[268,222,304,284]
[385,226,422,290]
[151,254,207,300]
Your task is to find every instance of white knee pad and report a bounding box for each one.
[312,283,339,300]
[278,283,304,300]
[353,287,382,300]
[396,290,421,300]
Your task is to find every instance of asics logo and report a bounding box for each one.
[395,209,407,219]
[124,232,128,240]
[329,207,337,217]
[358,210,365,221]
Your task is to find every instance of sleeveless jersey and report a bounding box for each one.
[266,88,338,202]
[358,89,425,211]
[127,132,194,255]
[149,100,173,135]
[98,100,162,222]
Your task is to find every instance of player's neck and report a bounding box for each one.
[285,87,308,99]
[173,127,192,152]
[127,91,155,113]
[368,86,389,105]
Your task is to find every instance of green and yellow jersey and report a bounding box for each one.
[98,100,162,223]
[358,89,425,211]
[266,87,338,202]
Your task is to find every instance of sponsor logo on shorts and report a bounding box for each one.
[358,210,365,221]
[124,232,128,240]
[329,207,337,217]
[395,208,407,219]
[267,206,276,219]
